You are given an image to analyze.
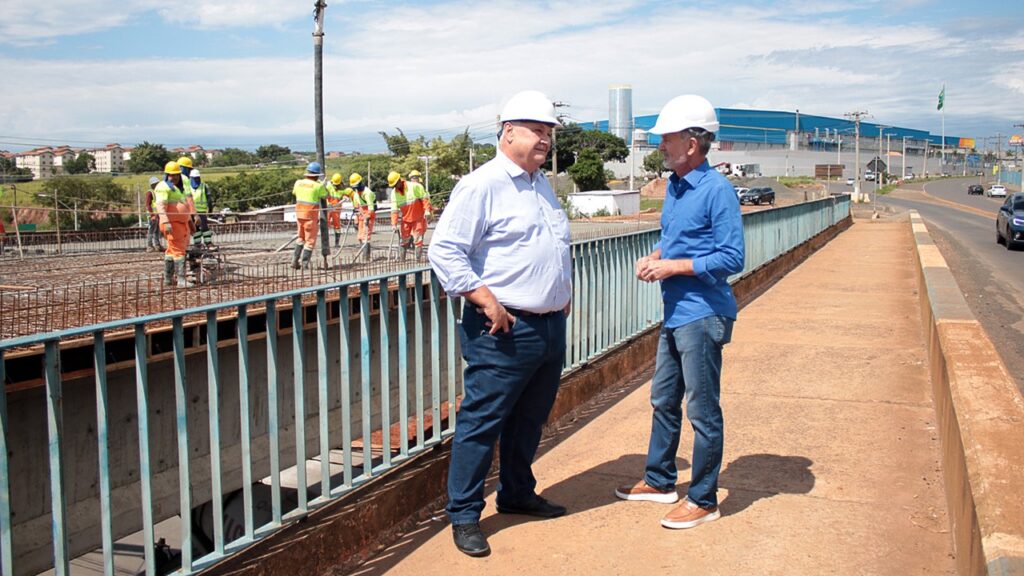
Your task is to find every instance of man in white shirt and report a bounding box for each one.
[428,90,572,557]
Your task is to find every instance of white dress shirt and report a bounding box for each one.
[428,150,572,314]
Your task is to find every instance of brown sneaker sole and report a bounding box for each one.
[660,507,721,529]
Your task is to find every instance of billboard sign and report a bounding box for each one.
[1010,134,1023,147]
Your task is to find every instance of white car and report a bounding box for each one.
[988,185,1007,198]
[845,177,855,186]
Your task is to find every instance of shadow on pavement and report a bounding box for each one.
[719,454,816,516]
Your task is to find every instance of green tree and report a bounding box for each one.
[379,129,412,156]
[127,141,172,173]
[41,176,134,230]
[212,148,258,167]
[568,149,607,191]
[64,152,94,175]
[643,150,666,177]
[548,124,629,173]
[0,157,32,180]
[256,144,292,163]
[212,168,302,212]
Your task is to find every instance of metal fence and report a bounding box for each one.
[0,196,849,576]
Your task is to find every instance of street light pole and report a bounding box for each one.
[845,111,867,202]
[902,136,908,179]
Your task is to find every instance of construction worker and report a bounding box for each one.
[154,161,196,287]
[177,156,195,193]
[292,162,327,269]
[189,169,214,246]
[144,176,164,252]
[350,173,376,245]
[325,173,346,246]
[388,170,433,260]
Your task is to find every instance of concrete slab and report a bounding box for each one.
[351,221,956,575]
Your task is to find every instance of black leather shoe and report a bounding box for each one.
[452,523,490,557]
[496,495,567,518]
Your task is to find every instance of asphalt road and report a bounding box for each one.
[848,177,1024,395]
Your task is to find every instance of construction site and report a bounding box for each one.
[0,212,666,343]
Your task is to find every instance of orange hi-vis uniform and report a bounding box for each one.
[352,187,376,243]
[154,179,195,261]
[391,180,432,247]
[324,182,344,231]
[293,178,326,249]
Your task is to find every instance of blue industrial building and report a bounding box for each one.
[584,108,965,150]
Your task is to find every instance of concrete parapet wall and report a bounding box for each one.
[910,212,1024,576]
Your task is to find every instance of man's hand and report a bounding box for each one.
[162,222,172,234]
[638,258,694,282]
[479,301,516,334]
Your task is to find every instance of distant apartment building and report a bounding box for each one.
[91,143,125,173]
[122,146,133,162]
[15,147,55,180]
[171,145,216,164]
[51,146,78,175]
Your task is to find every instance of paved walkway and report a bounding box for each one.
[350,221,956,575]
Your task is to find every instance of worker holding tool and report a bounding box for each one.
[351,173,376,245]
[325,173,346,247]
[189,169,214,247]
[291,162,327,270]
[154,161,196,287]
[144,176,164,252]
[388,170,433,260]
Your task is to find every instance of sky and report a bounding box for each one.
[1,0,1022,153]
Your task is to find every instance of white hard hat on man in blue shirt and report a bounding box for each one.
[649,94,719,135]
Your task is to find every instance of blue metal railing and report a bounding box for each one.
[0,196,848,575]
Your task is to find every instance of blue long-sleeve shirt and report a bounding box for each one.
[657,160,745,328]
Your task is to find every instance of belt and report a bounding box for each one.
[505,307,561,318]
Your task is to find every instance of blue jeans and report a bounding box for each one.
[446,304,566,525]
[644,315,733,508]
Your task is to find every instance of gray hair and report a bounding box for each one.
[682,128,715,155]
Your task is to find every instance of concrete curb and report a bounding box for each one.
[909,211,1024,576]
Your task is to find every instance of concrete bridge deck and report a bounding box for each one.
[351,221,958,575]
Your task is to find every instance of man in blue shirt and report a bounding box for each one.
[614,95,744,530]
[429,90,572,557]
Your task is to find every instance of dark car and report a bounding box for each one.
[739,187,776,206]
[968,184,984,195]
[996,193,1024,250]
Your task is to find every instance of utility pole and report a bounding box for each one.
[551,101,569,194]
[902,136,908,179]
[54,187,61,254]
[1015,124,1024,191]
[313,0,329,265]
[996,132,1003,184]
[845,111,868,202]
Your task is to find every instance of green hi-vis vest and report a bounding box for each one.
[154,180,187,205]
[191,182,210,213]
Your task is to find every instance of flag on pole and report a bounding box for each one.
[937,85,945,111]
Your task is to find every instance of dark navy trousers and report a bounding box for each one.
[446,303,566,525]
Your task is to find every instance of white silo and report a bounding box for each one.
[609,84,633,144]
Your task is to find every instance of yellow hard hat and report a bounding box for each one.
[349,173,363,186]
[331,173,342,185]
[408,170,422,179]
[163,161,181,175]
[387,171,401,187]
[177,156,194,169]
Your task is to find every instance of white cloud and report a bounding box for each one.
[0,1,158,46]
[158,1,310,30]
[1,0,1020,149]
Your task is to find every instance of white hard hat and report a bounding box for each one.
[499,90,561,126]
[648,95,719,135]
[190,169,202,178]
